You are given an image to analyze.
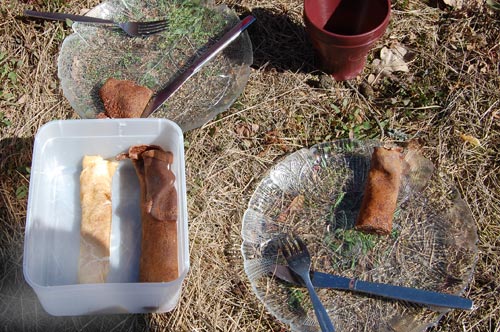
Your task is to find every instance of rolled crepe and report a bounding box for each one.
[355,147,403,235]
[78,155,118,283]
[118,145,178,282]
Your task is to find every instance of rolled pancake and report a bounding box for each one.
[117,145,178,282]
[78,155,118,283]
[355,147,403,235]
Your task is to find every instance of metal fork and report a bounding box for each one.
[280,234,335,332]
[24,10,168,37]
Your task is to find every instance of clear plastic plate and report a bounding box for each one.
[57,0,253,132]
[241,139,478,332]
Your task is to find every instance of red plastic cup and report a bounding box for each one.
[304,0,391,80]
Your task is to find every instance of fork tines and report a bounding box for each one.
[137,19,169,35]
[280,234,308,258]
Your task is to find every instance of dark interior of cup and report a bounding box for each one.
[309,0,389,36]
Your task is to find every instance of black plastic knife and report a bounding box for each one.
[269,264,473,310]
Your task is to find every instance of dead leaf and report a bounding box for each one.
[443,0,463,9]
[373,44,410,75]
[235,123,259,138]
[276,195,305,223]
[288,195,305,214]
[367,74,376,84]
[460,133,481,147]
[264,130,289,152]
[17,94,28,104]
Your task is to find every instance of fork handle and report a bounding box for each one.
[304,277,335,332]
[24,10,114,24]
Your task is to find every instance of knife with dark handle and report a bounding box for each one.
[269,264,473,310]
[141,15,256,118]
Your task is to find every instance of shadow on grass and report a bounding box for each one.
[234,6,318,73]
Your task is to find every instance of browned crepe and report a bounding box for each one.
[118,145,178,282]
[355,147,403,235]
[98,78,153,118]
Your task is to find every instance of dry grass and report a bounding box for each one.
[1,0,499,331]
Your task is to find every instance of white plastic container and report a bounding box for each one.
[23,119,189,316]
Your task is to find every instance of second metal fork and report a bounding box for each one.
[280,234,335,332]
[24,9,168,37]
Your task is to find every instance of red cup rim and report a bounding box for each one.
[304,0,391,39]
